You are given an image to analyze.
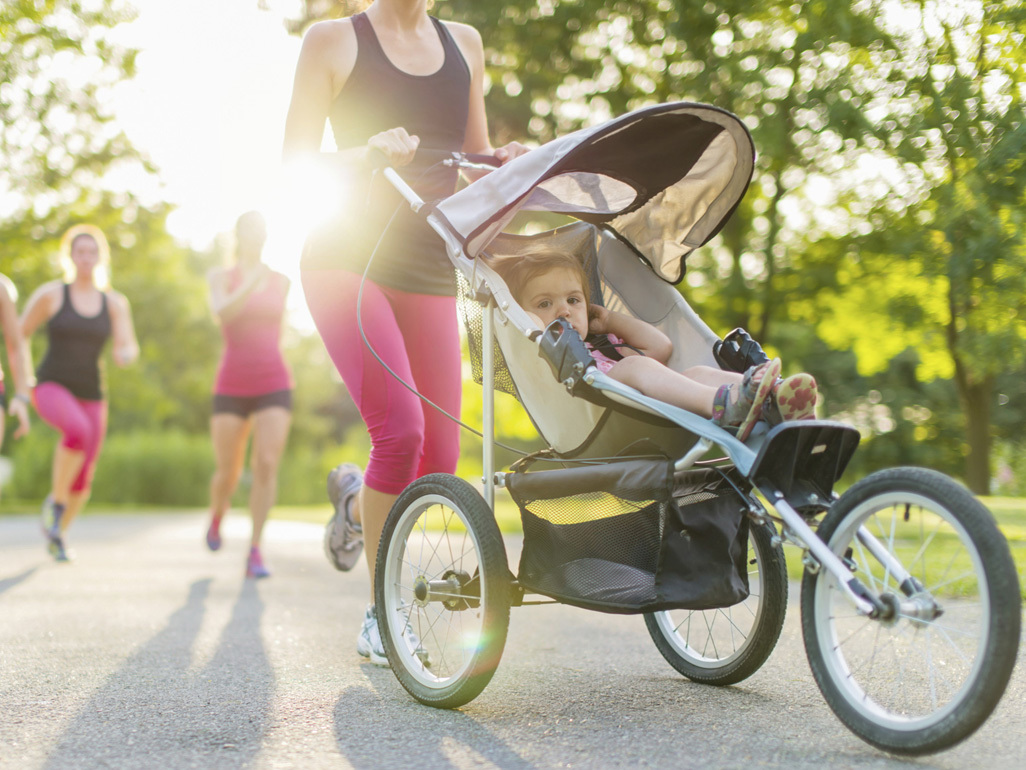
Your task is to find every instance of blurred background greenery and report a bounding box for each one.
[1,0,1023,509]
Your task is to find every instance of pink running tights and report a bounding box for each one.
[302,270,461,495]
[32,382,109,493]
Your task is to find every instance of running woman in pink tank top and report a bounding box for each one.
[205,211,294,579]
[283,0,529,664]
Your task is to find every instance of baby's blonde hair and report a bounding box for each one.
[490,247,590,309]
[60,224,111,290]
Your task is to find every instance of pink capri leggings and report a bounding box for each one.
[302,269,462,495]
[32,382,109,493]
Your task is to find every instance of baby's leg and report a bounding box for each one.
[606,356,719,416]
[681,364,743,389]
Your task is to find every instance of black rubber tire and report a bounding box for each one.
[374,474,510,709]
[801,467,1021,755]
[644,518,788,685]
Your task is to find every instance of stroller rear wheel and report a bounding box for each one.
[801,467,1021,755]
[375,474,511,708]
[644,518,788,685]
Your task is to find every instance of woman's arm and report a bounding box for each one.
[447,22,530,169]
[283,20,354,161]
[283,19,418,173]
[109,291,139,367]
[0,275,30,437]
[18,281,60,397]
[208,266,268,324]
[589,305,673,364]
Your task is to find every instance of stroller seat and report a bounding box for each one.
[457,220,723,461]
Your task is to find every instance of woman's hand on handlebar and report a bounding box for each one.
[493,141,530,165]
[367,127,420,167]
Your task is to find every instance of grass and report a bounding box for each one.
[4,491,1023,599]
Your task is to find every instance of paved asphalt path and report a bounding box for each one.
[1,512,1023,770]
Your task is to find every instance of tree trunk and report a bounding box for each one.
[756,172,787,343]
[961,377,993,496]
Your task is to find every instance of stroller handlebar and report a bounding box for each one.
[367,147,501,170]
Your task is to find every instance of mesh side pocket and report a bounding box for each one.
[454,268,519,398]
[656,482,751,611]
[507,461,751,613]
[508,459,672,613]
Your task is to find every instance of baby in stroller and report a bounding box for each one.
[493,246,818,440]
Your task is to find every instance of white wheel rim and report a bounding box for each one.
[382,493,489,690]
[812,491,990,731]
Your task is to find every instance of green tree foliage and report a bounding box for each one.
[808,0,1026,493]
[279,1,1026,492]
[0,0,149,217]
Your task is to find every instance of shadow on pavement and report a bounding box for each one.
[332,678,537,770]
[0,566,37,597]
[44,578,273,769]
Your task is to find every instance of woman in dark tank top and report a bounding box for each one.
[19,224,139,562]
[283,0,529,666]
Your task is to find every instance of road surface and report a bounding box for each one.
[1,512,1023,769]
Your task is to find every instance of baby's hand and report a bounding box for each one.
[588,304,610,334]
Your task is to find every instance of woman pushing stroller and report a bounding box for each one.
[493,248,819,439]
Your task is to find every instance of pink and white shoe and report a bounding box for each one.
[771,373,818,422]
[245,546,270,579]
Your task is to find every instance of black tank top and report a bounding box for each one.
[36,284,112,400]
[301,13,471,296]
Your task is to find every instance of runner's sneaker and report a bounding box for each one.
[48,534,70,563]
[206,514,223,552]
[40,495,63,542]
[324,463,363,572]
[245,546,271,579]
[356,605,430,667]
[356,605,388,666]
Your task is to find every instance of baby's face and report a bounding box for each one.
[518,267,589,338]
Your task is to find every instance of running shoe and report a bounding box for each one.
[356,605,389,666]
[356,605,430,667]
[324,463,363,572]
[206,514,223,552]
[40,495,61,541]
[47,534,70,563]
[245,546,270,579]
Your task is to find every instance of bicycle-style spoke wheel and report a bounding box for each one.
[801,467,1020,755]
[645,518,788,685]
[375,474,510,709]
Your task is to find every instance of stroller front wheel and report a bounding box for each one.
[375,474,511,709]
[801,467,1021,755]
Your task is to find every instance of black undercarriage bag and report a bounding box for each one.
[506,459,749,614]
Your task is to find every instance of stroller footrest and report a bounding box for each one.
[749,421,860,509]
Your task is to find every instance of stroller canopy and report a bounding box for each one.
[436,102,755,284]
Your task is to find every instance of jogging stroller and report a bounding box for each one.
[367,102,1020,756]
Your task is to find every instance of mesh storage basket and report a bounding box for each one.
[506,459,750,613]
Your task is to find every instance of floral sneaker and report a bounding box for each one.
[713,358,782,442]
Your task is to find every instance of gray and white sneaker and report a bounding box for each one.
[356,605,389,666]
[356,605,429,667]
[40,495,62,544]
[324,463,363,572]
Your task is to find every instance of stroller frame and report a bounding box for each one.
[368,104,1020,757]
